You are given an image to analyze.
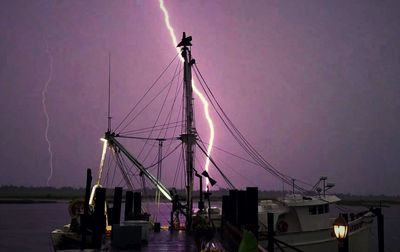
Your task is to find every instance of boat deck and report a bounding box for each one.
[60,230,201,252]
[132,230,198,252]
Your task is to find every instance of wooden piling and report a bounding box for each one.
[125,191,133,220]
[112,187,123,225]
[80,168,92,250]
[92,187,106,249]
[229,190,238,225]
[237,190,246,227]
[245,187,258,237]
[221,195,229,228]
[342,213,349,252]
[376,208,384,252]
[267,212,274,252]
[133,192,141,216]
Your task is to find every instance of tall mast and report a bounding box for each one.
[108,53,112,131]
[177,32,195,229]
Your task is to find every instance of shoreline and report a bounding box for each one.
[0,198,60,204]
[1,197,399,207]
[1,186,399,206]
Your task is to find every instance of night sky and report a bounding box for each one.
[1,0,399,195]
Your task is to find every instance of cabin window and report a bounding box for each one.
[309,204,329,215]
[317,205,324,214]
[324,204,329,213]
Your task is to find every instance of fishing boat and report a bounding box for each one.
[51,32,225,251]
[50,33,376,252]
[257,178,374,251]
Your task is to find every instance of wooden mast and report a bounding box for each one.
[177,32,195,230]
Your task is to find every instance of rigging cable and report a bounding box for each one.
[118,65,183,135]
[193,64,308,192]
[115,53,180,132]
[136,60,181,161]
[197,138,257,187]
[143,142,182,170]
[195,142,235,189]
[114,150,135,190]
[193,65,286,180]
[202,142,314,190]
[120,120,184,135]
[117,135,178,141]
[173,146,184,187]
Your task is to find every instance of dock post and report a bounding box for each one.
[237,190,246,227]
[92,187,106,249]
[133,192,142,217]
[267,212,274,252]
[376,208,384,252]
[125,191,133,220]
[342,214,349,252]
[81,168,92,250]
[112,187,123,225]
[229,190,238,226]
[245,187,258,237]
[221,195,229,228]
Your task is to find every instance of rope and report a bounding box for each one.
[120,120,184,135]
[196,142,235,189]
[137,60,182,162]
[193,63,309,192]
[115,53,180,132]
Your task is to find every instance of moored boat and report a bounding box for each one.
[258,193,374,251]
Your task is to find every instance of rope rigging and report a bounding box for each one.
[118,65,182,135]
[115,53,180,133]
[117,135,178,141]
[102,47,313,199]
[119,120,184,135]
[196,138,258,187]
[136,59,182,161]
[193,63,310,193]
[196,141,235,189]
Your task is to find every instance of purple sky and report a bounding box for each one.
[0,0,399,195]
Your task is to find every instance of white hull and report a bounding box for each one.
[257,194,374,252]
[259,213,373,252]
[261,225,371,252]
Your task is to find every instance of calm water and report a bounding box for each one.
[0,203,68,252]
[0,202,398,251]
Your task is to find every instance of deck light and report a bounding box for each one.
[157,184,172,201]
[333,215,348,240]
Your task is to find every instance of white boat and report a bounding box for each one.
[258,193,374,252]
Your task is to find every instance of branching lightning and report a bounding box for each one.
[159,0,215,188]
[42,39,54,186]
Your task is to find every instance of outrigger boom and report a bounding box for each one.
[104,131,173,201]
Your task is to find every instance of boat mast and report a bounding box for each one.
[107,53,112,131]
[177,32,195,230]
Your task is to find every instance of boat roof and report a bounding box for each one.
[278,194,341,207]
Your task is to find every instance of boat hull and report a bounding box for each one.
[259,215,373,252]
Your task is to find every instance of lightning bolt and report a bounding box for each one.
[42,39,54,186]
[159,0,215,189]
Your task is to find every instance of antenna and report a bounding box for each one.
[108,53,112,131]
